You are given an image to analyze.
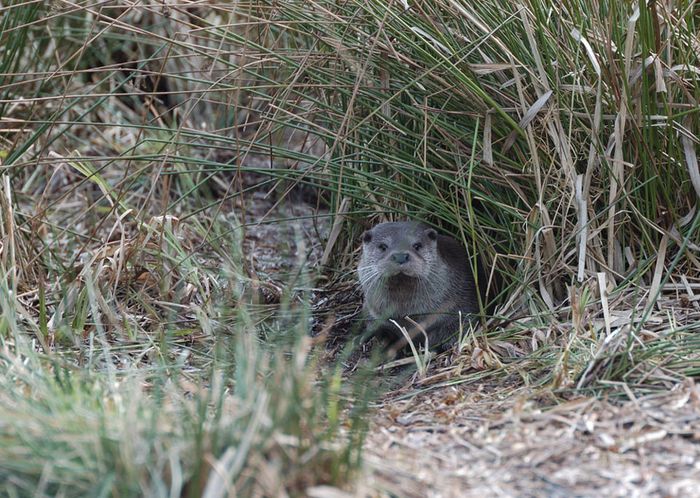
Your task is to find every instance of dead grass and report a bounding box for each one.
[366,377,700,497]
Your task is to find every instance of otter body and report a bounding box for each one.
[358,221,487,352]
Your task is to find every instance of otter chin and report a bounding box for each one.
[357,221,490,353]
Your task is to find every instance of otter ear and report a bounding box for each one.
[362,230,373,244]
[425,228,437,241]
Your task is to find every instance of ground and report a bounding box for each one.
[364,380,700,497]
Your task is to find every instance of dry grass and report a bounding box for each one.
[366,377,700,497]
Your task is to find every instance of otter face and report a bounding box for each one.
[359,222,439,279]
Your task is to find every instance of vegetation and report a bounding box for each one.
[0,0,698,495]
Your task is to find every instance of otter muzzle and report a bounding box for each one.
[390,252,410,264]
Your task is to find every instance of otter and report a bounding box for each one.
[358,221,490,353]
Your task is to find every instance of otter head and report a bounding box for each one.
[359,221,439,281]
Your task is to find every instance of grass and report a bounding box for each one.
[0,325,370,497]
[1,0,699,494]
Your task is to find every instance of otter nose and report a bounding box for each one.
[390,252,410,265]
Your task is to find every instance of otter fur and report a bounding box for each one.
[358,221,489,352]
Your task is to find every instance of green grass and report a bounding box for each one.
[1,0,699,494]
[0,328,370,497]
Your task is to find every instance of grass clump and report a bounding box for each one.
[0,283,370,497]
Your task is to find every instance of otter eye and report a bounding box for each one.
[413,242,422,251]
[377,243,388,252]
